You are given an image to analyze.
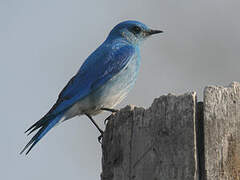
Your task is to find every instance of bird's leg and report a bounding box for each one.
[104,114,112,124]
[101,108,119,124]
[85,113,103,143]
[100,107,118,113]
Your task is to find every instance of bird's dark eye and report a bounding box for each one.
[131,26,141,34]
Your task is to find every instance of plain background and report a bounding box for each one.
[1,0,240,179]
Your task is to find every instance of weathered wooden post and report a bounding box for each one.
[101,82,240,180]
[203,82,240,180]
[101,93,199,180]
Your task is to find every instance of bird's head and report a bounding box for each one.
[107,20,163,45]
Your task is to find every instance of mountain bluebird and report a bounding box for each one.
[20,20,163,155]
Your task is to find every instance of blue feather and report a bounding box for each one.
[47,41,135,116]
[21,41,135,154]
[20,112,64,155]
[21,20,162,154]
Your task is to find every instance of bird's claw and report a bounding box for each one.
[103,109,119,125]
[98,133,103,144]
[101,107,119,113]
[104,115,112,124]
[110,109,118,113]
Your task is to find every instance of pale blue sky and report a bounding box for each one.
[1,0,240,179]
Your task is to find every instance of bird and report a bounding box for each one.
[20,20,163,155]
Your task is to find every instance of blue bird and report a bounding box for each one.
[20,20,163,155]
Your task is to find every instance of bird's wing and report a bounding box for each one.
[47,43,136,116]
[21,43,136,154]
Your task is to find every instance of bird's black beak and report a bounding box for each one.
[146,29,163,36]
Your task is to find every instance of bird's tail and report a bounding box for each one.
[20,112,65,155]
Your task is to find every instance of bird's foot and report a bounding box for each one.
[101,107,119,113]
[98,108,120,142]
[104,114,113,124]
[101,108,119,124]
[98,131,104,144]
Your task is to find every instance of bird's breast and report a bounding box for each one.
[75,53,141,116]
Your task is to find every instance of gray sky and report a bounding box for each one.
[1,0,240,179]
